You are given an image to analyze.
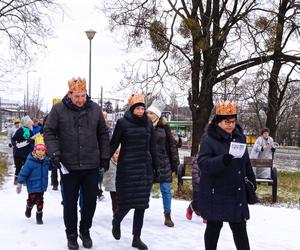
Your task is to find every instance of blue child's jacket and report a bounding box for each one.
[18,153,50,193]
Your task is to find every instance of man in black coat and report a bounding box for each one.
[198,101,256,250]
[44,77,110,250]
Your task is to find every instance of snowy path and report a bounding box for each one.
[0,149,299,249]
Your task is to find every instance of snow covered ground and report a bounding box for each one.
[0,148,300,249]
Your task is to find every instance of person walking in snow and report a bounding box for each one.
[43,77,110,250]
[16,135,50,224]
[110,93,158,250]
[103,147,120,215]
[197,101,256,250]
[147,99,179,227]
[250,128,276,178]
[186,155,206,223]
[11,115,34,185]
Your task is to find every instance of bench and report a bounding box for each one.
[250,158,278,203]
[177,156,193,192]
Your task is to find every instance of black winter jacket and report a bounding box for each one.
[44,95,110,171]
[197,121,256,223]
[153,124,179,183]
[110,110,158,210]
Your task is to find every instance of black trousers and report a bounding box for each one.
[113,208,145,237]
[205,220,250,250]
[51,164,60,187]
[61,168,98,235]
[14,157,26,178]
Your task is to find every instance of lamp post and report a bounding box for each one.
[233,77,239,101]
[85,29,96,97]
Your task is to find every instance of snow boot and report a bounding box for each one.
[25,205,32,218]
[52,185,58,191]
[164,212,174,227]
[112,220,121,240]
[67,233,79,250]
[36,211,43,224]
[14,176,18,185]
[186,205,193,220]
[132,236,148,250]
[79,230,93,249]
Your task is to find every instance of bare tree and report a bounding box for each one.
[102,0,300,155]
[0,0,61,74]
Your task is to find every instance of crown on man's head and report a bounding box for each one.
[68,77,87,92]
[128,94,145,107]
[215,101,237,116]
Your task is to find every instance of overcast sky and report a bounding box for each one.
[8,0,139,112]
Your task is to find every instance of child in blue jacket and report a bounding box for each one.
[17,135,50,224]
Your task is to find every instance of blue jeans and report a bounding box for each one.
[160,182,172,213]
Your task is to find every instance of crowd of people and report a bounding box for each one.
[7,76,276,250]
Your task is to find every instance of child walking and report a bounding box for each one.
[103,148,120,215]
[16,134,50,224]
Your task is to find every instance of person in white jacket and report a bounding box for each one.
[250,128,276,178]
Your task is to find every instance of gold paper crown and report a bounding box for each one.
[128,94,145,107]
[34,134,45,145]
[216,101,237,115]
[68,77,87,92]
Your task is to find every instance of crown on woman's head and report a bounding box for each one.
[128,94,145,107]
[68,77,87,92]
[215,101,237,115]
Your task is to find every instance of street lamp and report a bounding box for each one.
[233,77,240,101]
[85,29,96,97]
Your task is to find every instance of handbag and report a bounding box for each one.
[244,177,259,204]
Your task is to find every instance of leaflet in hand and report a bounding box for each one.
[60,162,69,175]
[229,142,247,158]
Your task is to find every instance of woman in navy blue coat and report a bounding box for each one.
[110,94,158,250]
[198,101,256,250]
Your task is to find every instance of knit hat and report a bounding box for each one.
[147,99,165,118]
[128,94,145,112]
[34,134,47,151]
[214,101,237,123]
[21,115,33,128]
[68,77,87,92]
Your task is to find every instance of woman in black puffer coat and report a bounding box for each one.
[110,94,158,250]
[147,100,179,228]
[197,101,256,250]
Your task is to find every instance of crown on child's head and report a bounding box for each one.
[68,77,87,92]
[215,101,237,116]
[34,134,47,151]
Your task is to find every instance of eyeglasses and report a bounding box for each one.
[224,120,236,126]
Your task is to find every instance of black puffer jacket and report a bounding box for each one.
[110,110,158,210]
[44,94,110,170]
[153,124,179,183]
[197,120,256,223]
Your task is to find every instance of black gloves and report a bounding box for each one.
[50,153,61,168]
[223,154,233,166]
[271,147,276,153]
[8,143,12,148]
[100,159,110,172]
[261,146,264,152]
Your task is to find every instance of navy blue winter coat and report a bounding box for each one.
[110,110,158,210]
[197,121,256,223]
[18,153,50,193]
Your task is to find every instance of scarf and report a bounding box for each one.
[23,127,31,140]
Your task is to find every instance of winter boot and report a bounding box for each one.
[112,220,121,240]
[52,185,58,191]
[79,230,93,249]
[186,205,193,220]
[164,212,174,227]
[25,205,32,218]
[67,233,79,250]
[36,211,43,224]
[132,236,148,250]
